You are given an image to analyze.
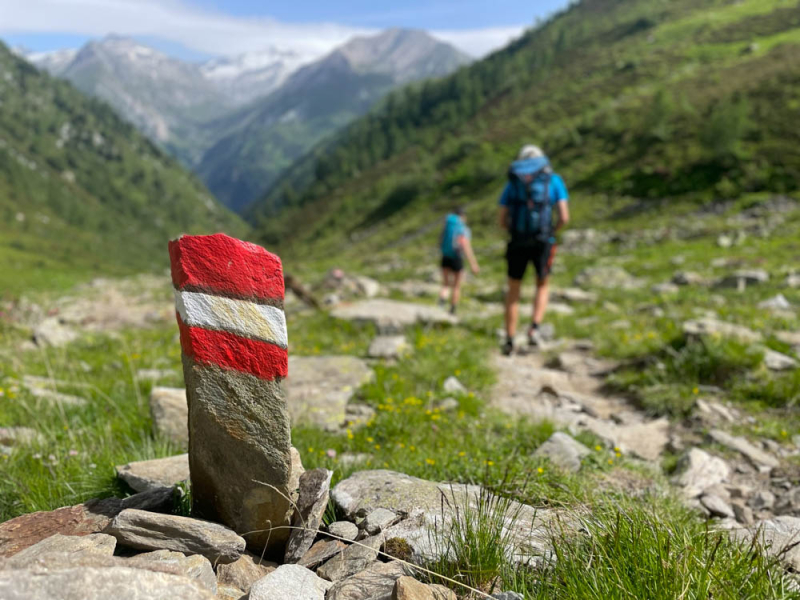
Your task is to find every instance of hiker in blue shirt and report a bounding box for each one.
[438,207,480,315]
[498,145,570,355]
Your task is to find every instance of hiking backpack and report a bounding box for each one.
[506,157,554,243]
[440,214,463,258]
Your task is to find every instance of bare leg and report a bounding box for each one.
[504,278,523,339]
[439,268,452,302]
[451,270,464,307]
[533,277,550,326]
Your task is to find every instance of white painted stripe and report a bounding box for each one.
[175,290,288,349]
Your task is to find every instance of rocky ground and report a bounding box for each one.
[1,197,799,598]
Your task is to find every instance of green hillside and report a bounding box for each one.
[0,43,247,296]
[248,0,800,264]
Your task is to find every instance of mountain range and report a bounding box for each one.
[18,29,470,212]
[0,41,245,293]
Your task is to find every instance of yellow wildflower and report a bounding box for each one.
[367,437,374,443]
[537,467,544,474]
[458,451,466,457]
[485,460,495,467]
[425,458,435,465]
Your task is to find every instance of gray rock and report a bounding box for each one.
[776,330,800,349]
[583,418,670,462]
[149,387,188,447]
[732,502,754,526]
[674,448,731,498]
[652,282,679,295]
[547,302,575,315]
[0,565,216,599]
[286,356,374,429]
[297,539,348,569]
[764,349,798,371]
[181,360,294,555]
[554,352,619,377]
[393,576,456,600]
[316,535,383,582]
[0,427,42,448]
[25,384,86,406]
[216,552,277,594]
[437,398,459,412]
[533,432,591,473]
[331,299,457,333]
[285,469,332,564]
[682,318,762,343]
[749,490,776,511]
[368,335,411,359]
[700,494,734,519]
[116,454,189,493]
[550,287,598,304]
[731,516,800,570]
[442,376,467,395]
[0,488,174,558]
[105,509,245,565]
[137,369,177,382]
[708,430,779,469]
[787,274,800,288]
[758,294,792,311]
[217,584,246,599]
[574,266,643,290]
[327,560,406,600]
[249,564,332,600]
[328,521,359,542]
[354,276,382,299]
[364,508,400,535]
[7,533,116,564]
[492,593,525,600]
[672,271,706,286]
[717,269,769,289]
[128,550,216,594]
[332,470,559,567]
[32,317,78,347]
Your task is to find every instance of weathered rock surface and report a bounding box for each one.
[369,335,411,359]
[216,552,277,593]
[327,560,406,600]
[652,282,679,295]
[116,454,189,493]
[285,469,332,564]
[674,448,731,498]
[672,271,706,286]
[286,356,374,429]
[249,564,332,600]
[393,576,456,600]
[331,470,559,566]
[7,533,116,564]
[332,299,457,332]
[708,429,779,469]
[316,534,383,582]
[149,387,188,446]
[763,349,798,371]
[731,516,800,570]
[0,564,216,599]
[553,352,619,377]
[717,269,769,290]
[327,521,359,542]
[171,234,295,556]
[364,508,400,535]
[550,287,598,304]
[128,549,217,594]
[758,294,792,311]
[533,432,591,473]
[682,318,762,343]
[442,376,467,395]
[700,494,734,519]
[0,427,42,448]
[574,266,643,290]
[298,539,348,569]
[32,317,78,347]
[0,489,173,558]
[106,509,245,564]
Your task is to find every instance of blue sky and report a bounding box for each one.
[0,0,570,60]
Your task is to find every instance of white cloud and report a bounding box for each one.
[434,26,526,58]
[0,0,519,59]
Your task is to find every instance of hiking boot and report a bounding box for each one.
[528,326,545,348]
[502,339,514,356]
[449,304,457,316]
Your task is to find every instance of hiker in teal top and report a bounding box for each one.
[438,207,480,315]
[499,145,570,355]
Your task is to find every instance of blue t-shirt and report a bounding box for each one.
[440,214,470,258]
[498,173,569,206]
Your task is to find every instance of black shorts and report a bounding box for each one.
[441,255,464,272]
[506,240,557,282]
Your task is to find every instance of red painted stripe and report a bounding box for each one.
[178,315,288,381]
[169,234,284,302]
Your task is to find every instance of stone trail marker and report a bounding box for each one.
[169,233,293,557]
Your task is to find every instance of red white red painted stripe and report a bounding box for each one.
[170,234,288,381]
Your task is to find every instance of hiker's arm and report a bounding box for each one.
[554,201,570,232]
[498,206,509,231]
[458,236,480,274]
